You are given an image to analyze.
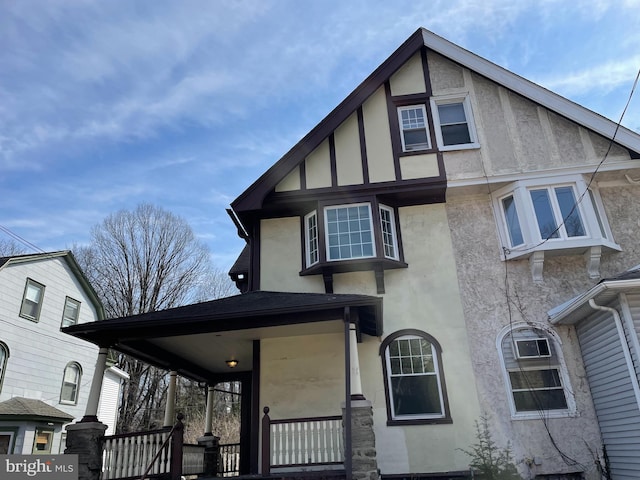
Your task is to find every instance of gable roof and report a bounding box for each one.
[0,250,105,320]
[0,397,74,423]
[231,27,640,217]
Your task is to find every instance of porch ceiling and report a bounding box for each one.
[63,290,383,383]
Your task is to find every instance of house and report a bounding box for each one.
[64,28,640,480]
[0,251,125,453]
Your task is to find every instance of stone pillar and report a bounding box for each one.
[65,421,108,480]
[198,434,220,477]
[82,347,109,422]
[163,370,178,427]
[343,400,378,480]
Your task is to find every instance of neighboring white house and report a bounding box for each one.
[0,251,125,453]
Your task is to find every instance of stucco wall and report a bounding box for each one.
[445,183,640,478]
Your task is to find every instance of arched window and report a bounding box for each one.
[380,329,451,425]
[60,362,82,405]
[0,342,9,394]
[498,324,575,418]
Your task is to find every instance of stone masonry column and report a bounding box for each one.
[343,399,378,480]
[65,422,108,480]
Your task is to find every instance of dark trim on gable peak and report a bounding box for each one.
[231,27,640,221]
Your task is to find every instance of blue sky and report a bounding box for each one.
[1,0,639,269]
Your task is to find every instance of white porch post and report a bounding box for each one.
[204,385,215,435]
[349,323,364,399]
[163,370,178,427]
[82,347,109,422]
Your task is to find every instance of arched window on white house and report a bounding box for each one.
[60,362,82,405]
[0,342,8,394]
[498,323,575,419]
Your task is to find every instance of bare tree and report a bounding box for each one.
[75,203,236,432]
[0,238,26,256]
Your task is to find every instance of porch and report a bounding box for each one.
[62,291,383,480]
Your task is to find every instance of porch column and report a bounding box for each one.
[349,323,365,400]
[163,370,178,427]
[204,385,215,435]
[82,347,109,422]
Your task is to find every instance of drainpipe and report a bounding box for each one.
[588,299,640,408]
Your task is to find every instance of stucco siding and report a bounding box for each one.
[334,112,364,186]
[362,87,395,183]
[389,52,426,96]
[275,166,301,192]
[305,139,332,189]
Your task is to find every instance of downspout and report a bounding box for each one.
[588,299,640,408]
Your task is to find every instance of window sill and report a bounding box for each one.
[439,142,480,151]
[511,410,577,421]
[301,258,408,294]
[503,240,621,283]
[387,416,453,426]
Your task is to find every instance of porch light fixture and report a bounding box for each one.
[225,359,239,368]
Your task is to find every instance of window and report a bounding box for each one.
[0,342,8,394]
[380,330,451,424]
[493,176,619,262]
[325,204,375,261]
[32,428,53,454]
[0,429,18,454]
[498,325,575,418]
[305,211,319,267]
[60,362,82,404]
[380,205,399,260]
[61,297,81,327]
[20,278,45,321]
[398,105,430,152]
[431,95,478,150]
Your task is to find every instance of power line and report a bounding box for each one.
[0,224,45,253]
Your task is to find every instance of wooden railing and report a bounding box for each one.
[101,415,205,480]
[261,406,344,475]
[219,442,241,476]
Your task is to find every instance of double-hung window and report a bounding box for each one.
[499,325,574,418]
[431,95,479,150]
[20,279,45,322]
[60,362,82,404]
[61,297,81,327]
[398,105,430,152]
[380,330,450,424]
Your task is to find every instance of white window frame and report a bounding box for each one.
[304,210,319,267]
[397,105,431,152]
[528,184,589,242]
[493,175,619,260]
[19,278,45,322]
[60,362,82,405]
[0,342,8,395]
[61,297,81,328]
[384,333,446,421]
[324,203,376,262]
[430,94,479,151]
[379,204,399,261]
[497,323,576,419]
[32,428,54,454]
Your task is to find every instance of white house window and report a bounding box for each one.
[325,204,375,261]
[60,362,82,404]
[380,330,450,424]
[380,205,399,260]
[398,105,430,152]
[431,95,479,150]
[61,297,81,328]
[0,342,8,395]
[493,176,619,269]
[498,325,575,418]
[305,211,319,267]
[20,278,45,322]
[32,428,53,454]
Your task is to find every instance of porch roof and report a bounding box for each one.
[63,290,383,382]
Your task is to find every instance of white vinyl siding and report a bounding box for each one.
[577,309,640,479]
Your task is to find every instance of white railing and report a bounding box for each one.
[102,428,171,479]
[262,407,344,474]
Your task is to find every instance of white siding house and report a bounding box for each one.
[0,251,123,454]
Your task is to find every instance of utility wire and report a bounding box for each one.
[0,224,45,253]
